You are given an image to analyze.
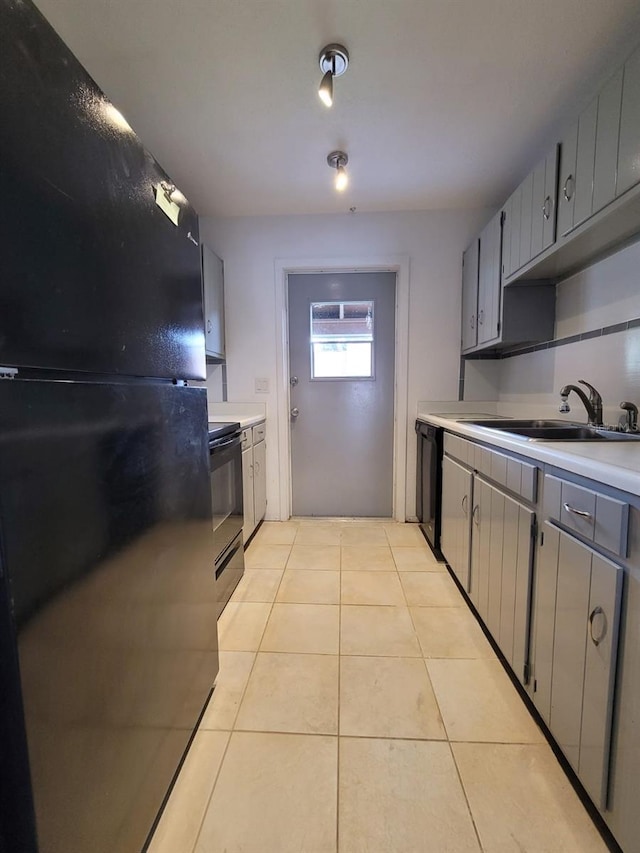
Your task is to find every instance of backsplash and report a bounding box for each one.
[465,238,640,423]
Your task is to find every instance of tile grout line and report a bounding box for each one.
[191,536,296,850]
[393,532,485,852]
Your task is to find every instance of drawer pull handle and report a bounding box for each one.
[461,494,468,515]
[472,504,480,526]
[563,502,592,520]
[589,606,607,646]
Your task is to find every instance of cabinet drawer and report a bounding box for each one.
[544,474,629,557]
[253,422,266,443]
[241,428,252,451]
[444,433,470,465]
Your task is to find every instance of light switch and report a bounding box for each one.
[255,378,269,393]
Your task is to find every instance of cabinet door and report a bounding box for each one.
[532,522,560,724]
[242,446,255,542]
[617,45,640,197]
[519,172,534,269]
[441,457,472,590]
[461,241,479,352]
[542,145,559,250]
[573,98,598,228]
[530,158,546,259]
[253,439,267,526]
[477,212,502,346]
[509,186,522,275]
[512,504,535,684]
[550,532,592,771]
[487,487,505,639]
[501,196,511,279]
[558,123,578,237]
[202,245,226,360]
[579,552,623,809]
[497,494,521,666]
[470,478,492,619]
[593,69,623,213]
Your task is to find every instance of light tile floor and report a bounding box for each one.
[149,519,610,853]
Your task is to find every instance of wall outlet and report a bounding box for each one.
[255,378,269,393]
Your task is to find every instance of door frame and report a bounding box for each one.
[274,255,410,521]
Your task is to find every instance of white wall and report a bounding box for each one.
[496,239,640,423]
[200,209,489,520]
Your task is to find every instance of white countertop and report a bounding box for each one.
[417,412,640,498]
[208,413,265,429]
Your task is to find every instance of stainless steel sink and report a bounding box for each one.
[461,419,640,442]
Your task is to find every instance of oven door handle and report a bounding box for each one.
[215,536,243,580]
[210,434,241,452]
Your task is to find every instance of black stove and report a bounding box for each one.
[208,421,241,444]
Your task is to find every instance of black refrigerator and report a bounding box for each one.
[0,2,218,851]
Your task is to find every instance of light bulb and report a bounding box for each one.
[335,164,348,192]
[318,70,333,107]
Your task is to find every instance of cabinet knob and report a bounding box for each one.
[472,505,480,526]
[461,494,468,516]
[290,407,300,419]
[563,175,575,202]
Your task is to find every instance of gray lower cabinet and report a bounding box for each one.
[253,437,267,526]
[440,455,473,590]
[533,521,623,810]
[241,440,254,541]
[241,422,267,544]
[469,475,534,682]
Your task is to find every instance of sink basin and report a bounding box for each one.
[460,419,581,429]
[461,419,640,442]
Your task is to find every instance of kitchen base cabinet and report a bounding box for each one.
[533,521,623,810]
[440,455,473,590]
[469,476,534,682]
[241,421,267,544]
[442,432,537,685]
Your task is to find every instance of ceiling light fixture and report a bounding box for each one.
[327,150,349,192]
[318,44,349,107]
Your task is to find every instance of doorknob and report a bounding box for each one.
[290,407,300,419]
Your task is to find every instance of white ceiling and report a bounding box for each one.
[35,0,640,218]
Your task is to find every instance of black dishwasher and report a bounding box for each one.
[415,421,444,557]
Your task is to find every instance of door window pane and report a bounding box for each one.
[310,300,374,379]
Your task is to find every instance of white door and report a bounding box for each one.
[288,272,396,517]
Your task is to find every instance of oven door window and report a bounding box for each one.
[209,440,243,560]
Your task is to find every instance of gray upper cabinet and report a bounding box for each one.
[557,122,578,237]
[573,98,598,228]
[617,45,640,197]
[542,145,559,250]
[519,172,533,269]
[477,212,502,346]
[202,244,226,361]
[593,69,623,212]
[558,99,597,236]
[461,208,555,354]
[461,239,479,353]
[505,145,558,280]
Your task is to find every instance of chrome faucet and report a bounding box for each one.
[559,380,604,426]
[620,401,639,432]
